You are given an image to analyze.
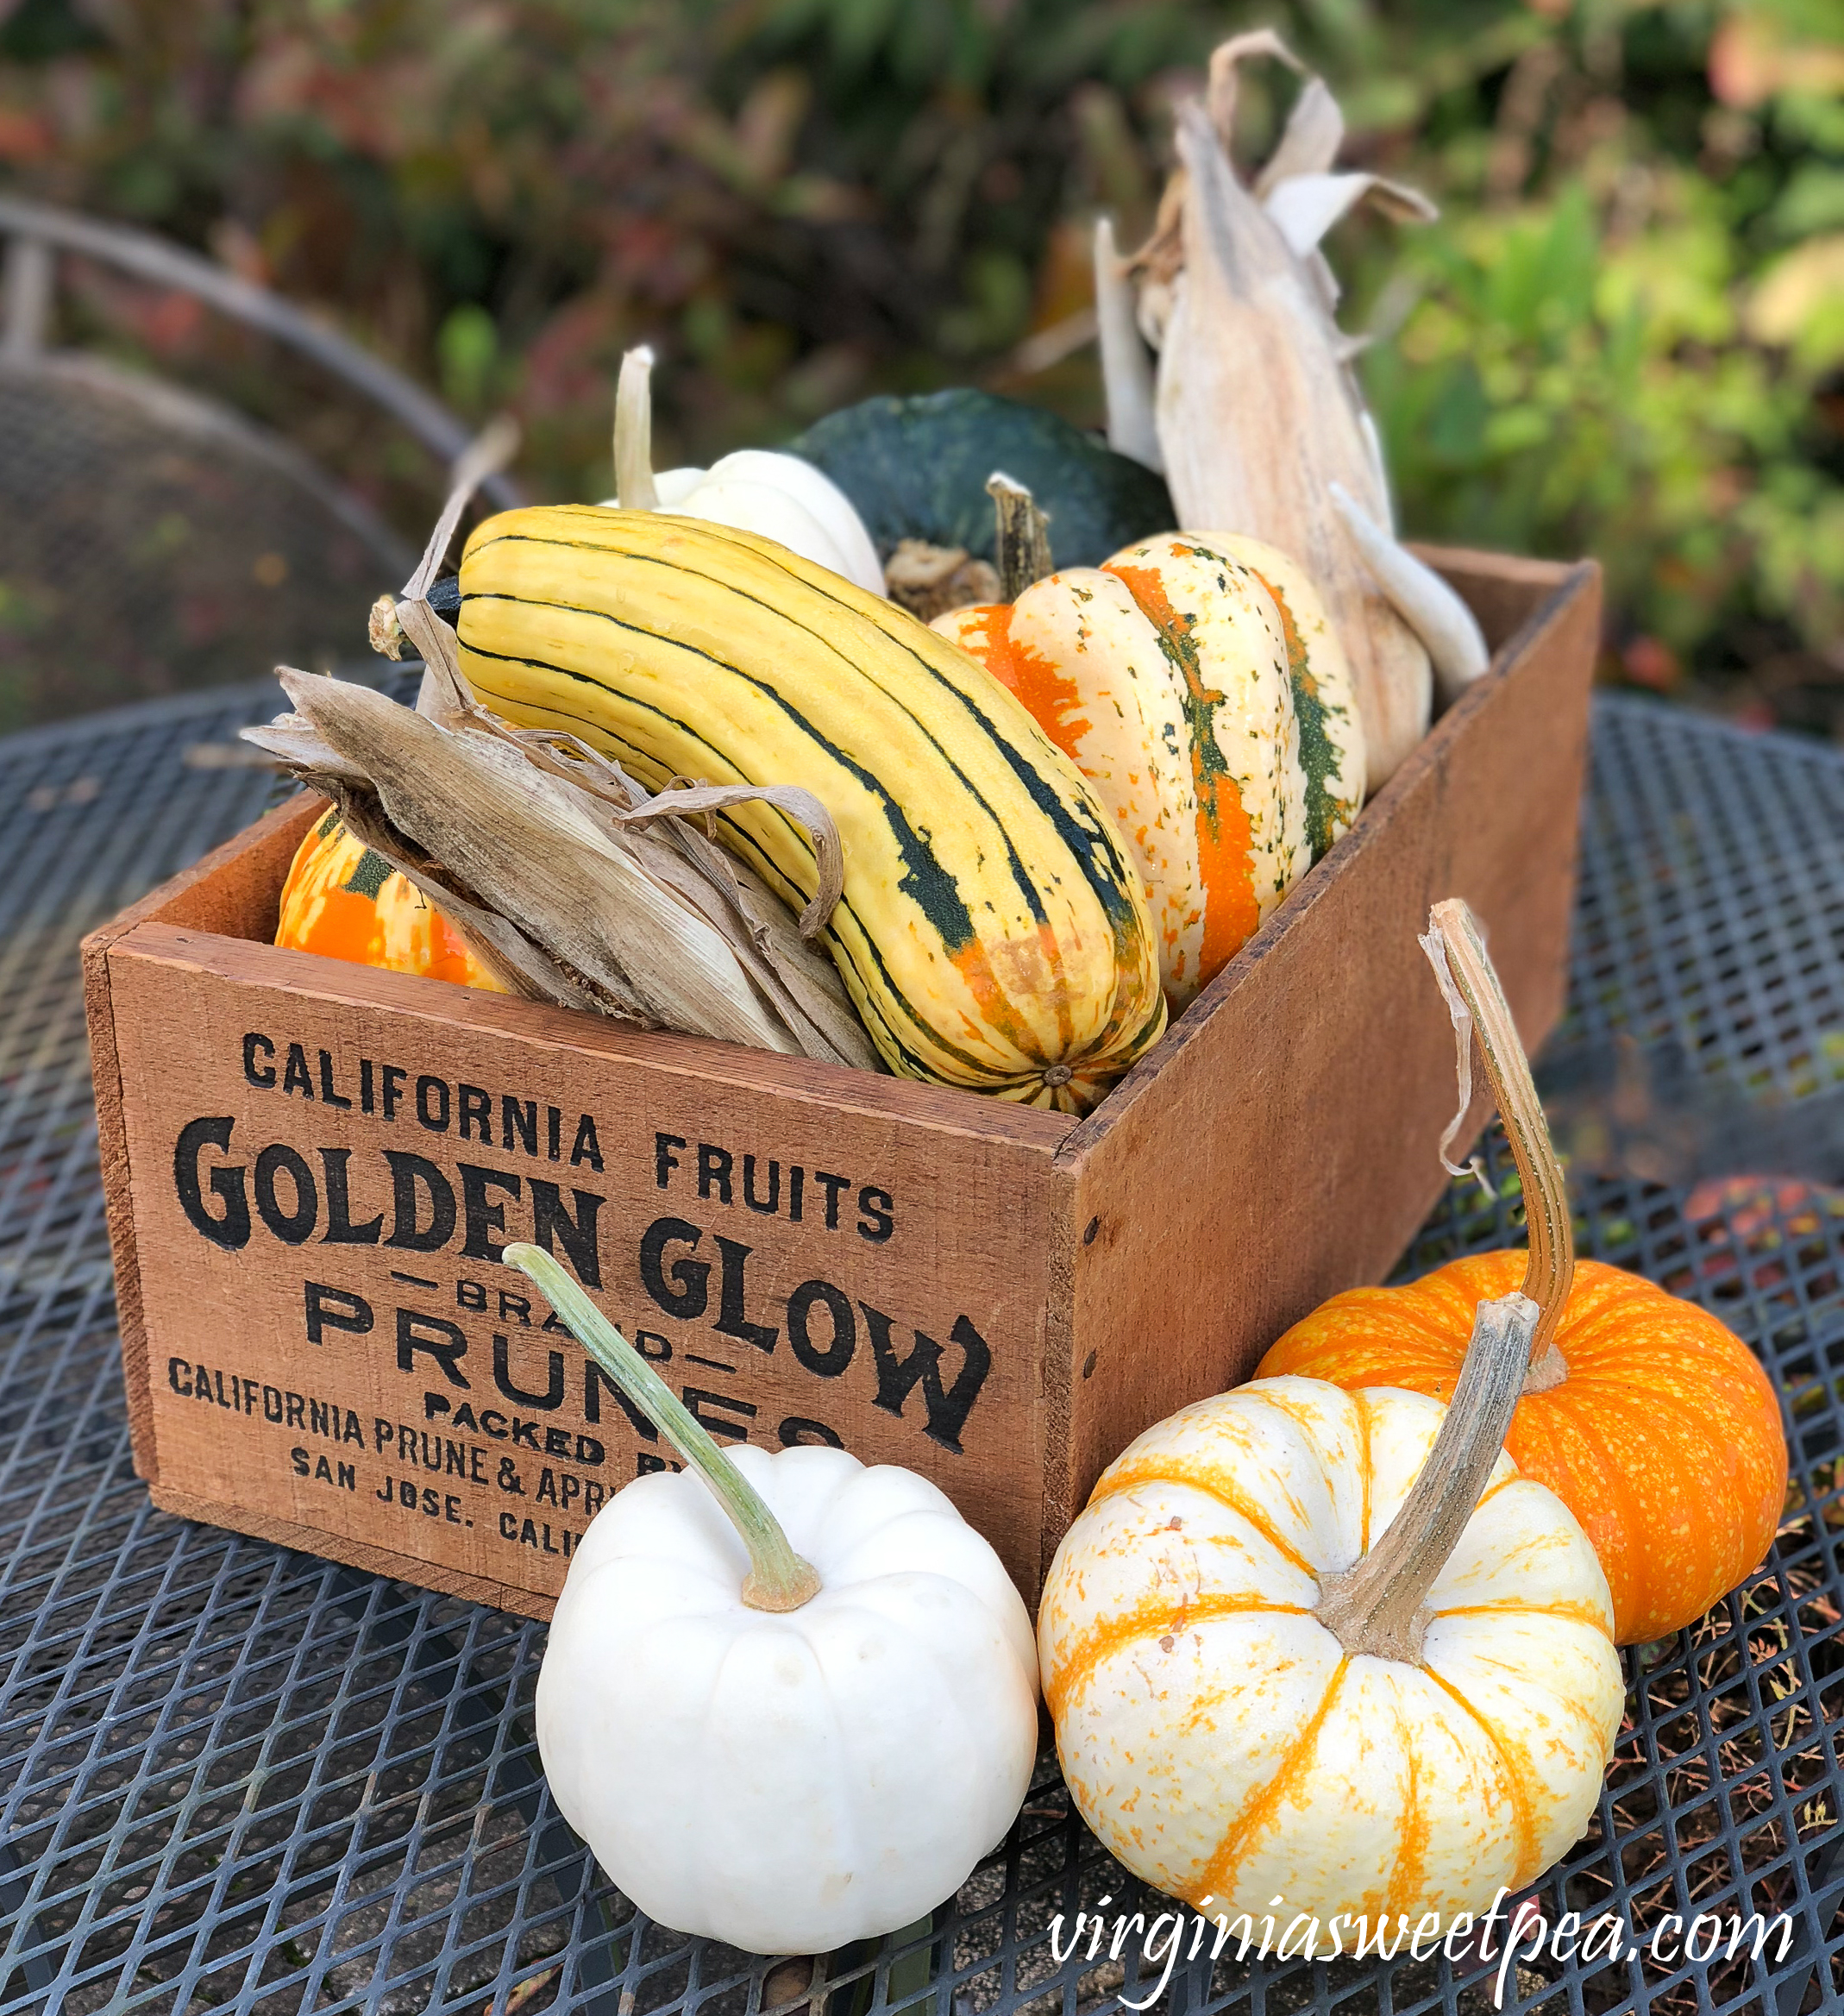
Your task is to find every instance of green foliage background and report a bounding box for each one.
[2,0,1840,724]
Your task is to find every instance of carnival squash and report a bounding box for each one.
[935,531,1364,1009]
[276,807,506,993]
[1259,900,1787,1644]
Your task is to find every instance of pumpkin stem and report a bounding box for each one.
[501,1243,821,1611]
[1314,1290,1538,1662]
[614,346,660,512]
[1423,897,1574,1386]
[987,472,1054,600]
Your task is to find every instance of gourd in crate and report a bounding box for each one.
[936,528,1364,1009]
[605,347,886,596]
[450,503,1168,1112]
[276,807,505,993]
[786,386,1176,573]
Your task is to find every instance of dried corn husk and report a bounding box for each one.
[1105,32,1490,789]
[243,669,880,1071]
[294,416,871,1066]
[1094,217,1160,472]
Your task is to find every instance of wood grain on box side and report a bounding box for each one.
[1043,561,1602,1563]
[82,793,326,1484]
[118,923,1080,1146]
[103,920,1069,1599]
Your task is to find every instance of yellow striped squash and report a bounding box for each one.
[936,533,1364,1011]
[454,506,1166,1112]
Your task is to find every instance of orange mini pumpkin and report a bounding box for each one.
[276,809,506,993]
[1259,1249,1786,1645]
[1258,900,1787,1647]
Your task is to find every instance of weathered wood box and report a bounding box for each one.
[84,550,1599,1616]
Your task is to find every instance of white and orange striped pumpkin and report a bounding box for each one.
[935,532,1364,1011]
[1038,1373,1621,1920]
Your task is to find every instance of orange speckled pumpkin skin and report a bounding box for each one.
[1258,1252,1787,1645]
[276,811,507,993]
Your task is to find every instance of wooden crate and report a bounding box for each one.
[84,549,1600,1617]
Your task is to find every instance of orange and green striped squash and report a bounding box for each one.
[934,531,1364,1012]
[275,808,506,993]
[1258,1250,1788,1644]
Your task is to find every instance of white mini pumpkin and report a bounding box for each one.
[540,1442,1038,1951]
[603,347,885,594]
[1038,908,1628,1925]
[507,1245,1040,1956]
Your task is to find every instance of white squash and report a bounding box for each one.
[506,1244,1040,1955]
[602,348,886,595]
[1038,1155,1624,1925]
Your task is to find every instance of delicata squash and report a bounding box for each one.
[452,505,1166,1112]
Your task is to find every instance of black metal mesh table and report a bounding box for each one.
[3,688,1841,2016]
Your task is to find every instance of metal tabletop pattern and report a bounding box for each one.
[1,688,1841,2016]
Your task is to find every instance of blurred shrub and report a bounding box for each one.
[1353,0,1844,715]
[0,0,1839,719]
